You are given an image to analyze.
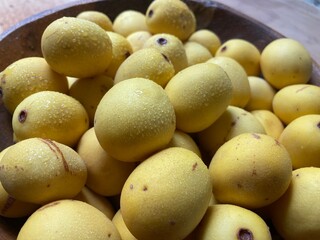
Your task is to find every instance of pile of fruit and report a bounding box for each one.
[0,0,320,239]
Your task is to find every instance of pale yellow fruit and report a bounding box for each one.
[69,74,113,125]
[114,48,175,87]
[17,199,121,240]
[272,84,320,125]
[215,39,261,76]
[245,76,276,111]
[77,128,136,196]
[126,31,152,52]
[260,38,312,89]
[184,41,212,66]
[194,204,272,240]
[143,33,188,72]
[279,114,320,169]
[0,145,11,162]
[188,29,221,55]
[105,31,133,78]
[0,57,68,114]
[270,167,320,240]
[146,0,196,41]
[165,63,233,133]
[112,210,137,240]
[94,78,176,162]
[207,56,250,108]
[120,147,212,240]
[12,91,89,147]
[197,106,266,157]
[0,138,87,204]
[0,182,40,218]
[41,17,112,78]
[113,10,148,37]
[209,133,292,209]
[76,10,113,31]
[251,110,284,139]
[74,186,115,220]
[167,129,201,157]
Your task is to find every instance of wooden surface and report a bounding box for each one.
[0,0,319,63]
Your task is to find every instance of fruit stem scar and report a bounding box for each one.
[18,110,28,123]
[221,46,227,52]
[147,9,154,18]
[317,121,320,128]
[157,37,168,45]
[237,228,254,240]
[192,162,198,171]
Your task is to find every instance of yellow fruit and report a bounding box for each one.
[120,147,212,240]
[76,127,136,196]
[0,57,68,114]
[193,204,272,240]
[184,41,212,66]
[207,56,250,108]
[260,38,312,89]
[145,0,196,41]
[245,76,276,111]
[215,38,261,76]
[251,110,284,139]
[188,29,221,55]
[112,210,137,240]
[41,17,112,78]
[17,199,121,240]
[270,167,320,240]
[94,78,176,162]
[12,91,89,147]
[209,133,292,209]
[126,31,152,52]
[165,63,233,133]
[279,114,320,169]
[0,138,87,204]
[76,10,113,31]
[272,84,320,125]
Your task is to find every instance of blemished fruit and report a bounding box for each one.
[17,199,121,240]
[0,138,87,204]
[272,84,320,125]
[76,10,113,31]
[94,77,176,162]
[193,204,272,240]
[120,147,212,240]
[41,17,113,78]
[0,57,68,114]
[12,91,89,147]
[209,133,292,209]
[278,114,320,169]
[165,62,233,133]
[260,38,313,89]
[270,167,320,240]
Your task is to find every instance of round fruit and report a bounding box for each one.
[112,210,137,240]
[76,10,113,31]
[184,41,212,66]
[126,31,152,52]
[188,29,221,55]
[209,133,292,209]
[94,78,176,162]
[120,147,212,240]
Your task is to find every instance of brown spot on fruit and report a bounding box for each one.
[192,162,198,171]
[108,233,112,238]
[130,184,134,190]
[252,133,261,139]
[157,37,168,45]
[1,196,16,214]
[147,9,154,18]
[18,110,28,123]
[237,228,253,240]
[124,51,131,58]
[237,183,243,188]
[143,185,148,191]
[1,74,6,84]
[169,220,176,226]
[252,169,257,176]
[231,121,236,126]
[317,122,320,128]
[220,45,227,52]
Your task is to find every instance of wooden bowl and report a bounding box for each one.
[0,0,319,238]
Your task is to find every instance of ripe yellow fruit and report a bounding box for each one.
[126,31,152,52]
[94,78,176,162]
[76,10,113,31]
[12,91,89,147]
[279,114,320,169]
[270,167,320,240]
[17,199,121,240]
[260,38,312,89]
[193,204,272,240]
[184,41,212,66]
[209,133,292,209]
[188,29,221,55]
[112,210,137,240]
[120,147,212,240]
[165,63,233,133]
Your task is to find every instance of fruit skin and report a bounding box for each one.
[41,17,112,78]
[0,138,87,204]
[270,167,320,240]
[184,41,212,66]
[94,78,176,162]
[12,91,89,147]
[209,133,292,209]
[260,38,312,89]
[126,31,152,52]
[17,199,121,240]
[76,10,113,31]
[165,63,233,133]
[272,84,320,125]
[120,147,212,240]
[112,210,137,240]
[0,57,68,114]
[193,204,272,240]
[278,114,320,169]
[188,29,221,55]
